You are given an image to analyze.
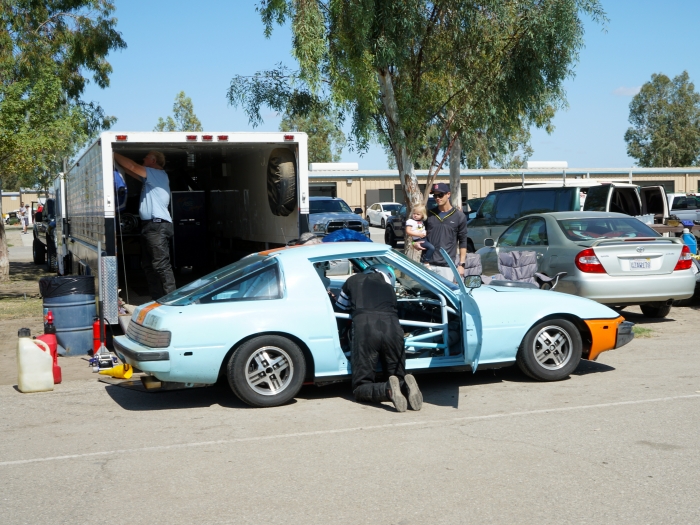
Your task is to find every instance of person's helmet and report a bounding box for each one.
[363,264,396,287]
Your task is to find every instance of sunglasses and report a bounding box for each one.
[434,193,446,198]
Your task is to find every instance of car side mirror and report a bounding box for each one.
[484,238,495,247]
[354,208,363,215]
[464,275,482,289]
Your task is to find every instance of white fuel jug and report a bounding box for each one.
[17,328,54,393]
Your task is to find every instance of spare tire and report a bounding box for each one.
[267,148,297,216]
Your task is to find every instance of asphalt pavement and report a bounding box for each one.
[1,301,699,524]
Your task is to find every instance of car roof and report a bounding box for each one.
[492,181,639,192]
[262,241,390,260]
[524,211,640,220]
[309,196,343,201]
[370,202,400,205]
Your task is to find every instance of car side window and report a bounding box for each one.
[202,265,281,303]
[519,218,548,246]
[498,220,527,247]
[476,193,497,219]
[520,190,557,216]
[494,191,523,225]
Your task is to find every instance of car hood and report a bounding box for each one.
[309,212,367,224]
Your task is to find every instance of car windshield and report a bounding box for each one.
[383,204,401,212]
[557,217,660,241]
[387,251,459,291]
[310,199,353,214]
[158,254,277,306]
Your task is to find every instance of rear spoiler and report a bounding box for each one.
[589,237,681,247]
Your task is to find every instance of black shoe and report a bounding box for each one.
[386,376,407,412]
[403,374,423,411]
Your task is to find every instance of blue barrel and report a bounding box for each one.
[682,229,698,255]
[39,276,96,356]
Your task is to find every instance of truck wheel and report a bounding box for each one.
[467,239,476,253]
[640,304,672,318]
[516,319,582,381]
[385,226,397,247]
[227,335,306,407]
[33,239,46,265]
[267,149,297,217]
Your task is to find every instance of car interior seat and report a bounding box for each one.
[480,250,566,290]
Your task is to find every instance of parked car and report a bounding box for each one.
[114,242,633,407]
[665,193,700,223]
[366,202,402,228]
[384,197,437,248]
[308,197,370,238]
[476,211,695,318]
[468,181,668,251]
[4,211,19,225]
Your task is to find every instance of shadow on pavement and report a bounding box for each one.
[104,381,256,411]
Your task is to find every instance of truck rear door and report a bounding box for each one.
[640,186,669,220]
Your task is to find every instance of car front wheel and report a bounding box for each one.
[380,218,386,229]
[385,225,397,247]
[33,238,46,265]
[516,319,582,381]
[227,335,306,407]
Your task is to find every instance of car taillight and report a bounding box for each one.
[674,245,692,271]
[575,248,606,273]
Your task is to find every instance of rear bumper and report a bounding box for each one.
[565,271,696,305]
[583,316,634,361]
[113,336,170,373]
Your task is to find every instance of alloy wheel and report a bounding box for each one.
[532,325,573,371]
[244,346,294,396]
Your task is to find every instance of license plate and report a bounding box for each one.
[630,259,651,270]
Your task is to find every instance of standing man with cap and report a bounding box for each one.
[114,151,176,300]
[424,182,468,281]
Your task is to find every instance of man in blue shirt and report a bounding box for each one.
[114,151,176,300]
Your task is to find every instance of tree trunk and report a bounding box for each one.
[0,184,8,282]
[449,135,462,209]
[376,68,421,212]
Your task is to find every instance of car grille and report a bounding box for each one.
[126,321,172,348]
[326,220,364,233]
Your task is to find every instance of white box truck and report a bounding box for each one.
[53,131,309,325]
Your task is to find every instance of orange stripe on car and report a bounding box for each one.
[135,303,161,325]
[584,316,625,361]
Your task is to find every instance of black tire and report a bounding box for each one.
[467,239,475,253]
[385,225,397,248]
[33,238,46,265]
[227,335,306,407]
[380,218,386,229]
[640,304,672,318]
[516,318,582,381]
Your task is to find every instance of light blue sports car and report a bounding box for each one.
[114,243,633,407]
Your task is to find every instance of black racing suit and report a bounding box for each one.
[336,272,406,403]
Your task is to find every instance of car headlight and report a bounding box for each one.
[312,223,326,233]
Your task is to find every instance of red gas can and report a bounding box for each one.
[35,334,60,384]
[92,318,106,354]
[37,311,61,384]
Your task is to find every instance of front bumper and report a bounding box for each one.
[583,316,634,361]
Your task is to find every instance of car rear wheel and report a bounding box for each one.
[640,304,672,319]
[227,335,306,407]
[516,319,582,381]
[32,238,46,265]
[385,225,397,247]
[380,218,386,229]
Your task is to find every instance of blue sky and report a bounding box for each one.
[83,0,700,169]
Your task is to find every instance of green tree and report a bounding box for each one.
[154,91,203,132]
[280,109,346,163]
[229,1,604,209]
[0,1,125,281]
[624,71,700,167]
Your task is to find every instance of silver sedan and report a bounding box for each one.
[476,211,696,318]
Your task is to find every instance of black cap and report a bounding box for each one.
[432,183,450,194]
[18,328,31,337]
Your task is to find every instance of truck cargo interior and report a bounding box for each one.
[111,142,299,304]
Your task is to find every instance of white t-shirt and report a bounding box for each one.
[406,218,426,240]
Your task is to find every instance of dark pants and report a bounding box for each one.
[141,221,176,300]
[351,312,406,403]
[415,239,436,263]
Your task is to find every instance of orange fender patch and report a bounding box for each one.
[135,303,161,325]
[584,316,625,361]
